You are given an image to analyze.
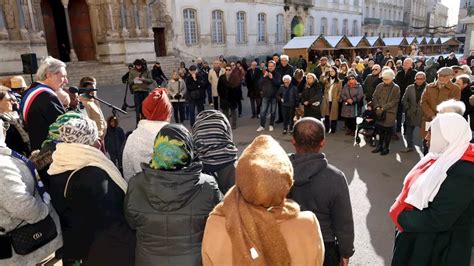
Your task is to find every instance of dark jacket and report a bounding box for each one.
[288,153,355,258]
[124,162,222,266]
[245,68,263,98]
[444,56,459,67]
[202,161,235,195]
[313,64,329,80]
[461,86,474,127]
[151,67,168,84]
[185,74,206,101]
[48,166,135,265]
[217,75,240,109]
[277,84,299,107]
[258,70,281,98]
[394,68,417,97]
[20,82,65,150]
[301,82,324,119]
[392,160,474,266]
[363,74,382,101]
[277,64,295,80]
[105,127,125,157]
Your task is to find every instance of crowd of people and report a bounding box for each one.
[0,49,473,266]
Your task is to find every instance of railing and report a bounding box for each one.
[363,18,381,25]
[393,20,408,27]
[382,20,393,26]
[284,0,313,7]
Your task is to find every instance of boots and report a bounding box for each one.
[371,132,384,153]
[381,131,392,156]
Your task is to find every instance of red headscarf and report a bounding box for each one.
[142,88,172,121]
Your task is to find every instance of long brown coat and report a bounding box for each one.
[202,211,325,266]
[420,81,461,138]
[372,82,401,128]
[321,79,342,120]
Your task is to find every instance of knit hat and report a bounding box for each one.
[150,124,195,170]
[211,135,299,266]
[142,88,172,121]
[192,110,238,167]
[42,111,84,147]
[59,117,99,146]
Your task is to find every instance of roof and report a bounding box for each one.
[405,37,416,44]
[283,36,319,49]
[347,36,364,46]
[324,36,347,47]
[366,37,382,46]
[384,37,406,46]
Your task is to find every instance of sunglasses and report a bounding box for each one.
[225,69,232,71]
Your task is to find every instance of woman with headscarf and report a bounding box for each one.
[192,110,238,194]
[122,88,172,181]
[301,73,323,119]
[389,113,474,266]
[341,73,364,136]
[124,124,222,266]
[0,119,62,266]
[202,135,324,265]
[372,69,400,156]
[46,117,134,266]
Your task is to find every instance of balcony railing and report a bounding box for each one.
[383,20,393,26]
[364,18,381,25]
[393,20,408,27]
[284,0,313,7]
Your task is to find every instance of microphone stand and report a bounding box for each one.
[91,95,127,115]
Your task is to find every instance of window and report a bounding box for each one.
[331,18,338,35]
[276,14,284,43]
[236,11,246,44]
[342,19,348,35]
[320,17,328,35]
[352,20,358,36]
[211,10,225,44]
[344,0,349,4]
[372,7,375,17]
[306,16,314,35]
[258,13,266,43]
[354,0,359,6]
[183,9,198,45]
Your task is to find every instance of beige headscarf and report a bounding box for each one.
[211,135,299,266]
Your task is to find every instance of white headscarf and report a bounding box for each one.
[0,119,6,147]
[405,113,472,210]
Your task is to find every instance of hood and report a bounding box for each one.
[141,161,205,211]
[289,153,328,185]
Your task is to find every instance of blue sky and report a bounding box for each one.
[442,0,460,26]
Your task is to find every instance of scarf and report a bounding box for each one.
[210,135,299,266]
[1,111,30,145]
[48,143,127,193]
[404,113,472,210]
[150,124,194,170]
[192,110,238,166]
[42,111,84,148]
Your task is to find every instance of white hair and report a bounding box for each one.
[437,99,466,116]
[381,69,395,80]
[282,75,292,81]
[415,71,426,79]
[35,56,66,81]
[461,65,472,75]
[403,57,413,64]
[280,55,289,61]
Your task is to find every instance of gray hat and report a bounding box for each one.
[437,67,454,76]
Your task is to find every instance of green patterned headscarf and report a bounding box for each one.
[42,111,84,148]
[150,124,195,170]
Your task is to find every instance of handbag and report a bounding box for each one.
[6,151,57,255]
[376,84,394,122]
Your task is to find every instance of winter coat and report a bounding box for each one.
[185,74,206,102]
[277,64,295,80]
[48,166,135,265]
[444,56,459,67]
[245,68,263,98]
[151,67,167,85]
[258,71,281,98]
[124,162,222,266]
[395,69,417,97]
[122,120,169,181]
[218,75,241,109]
[0,147,63,266]
[20,82,65,150]
[321,79,342,120]
[424,63,439,83]
[313,64,330,81]
[363,74,382,101]
[105,126,125,158]
[402,83,425,127]
[340,83,364,118]
[392,159,474,266]
[288,153,355,259]
[420,81,461,138]
[301,82,324,119]
[80,97,107,139]
[372,82,401,127]
[202,161,235,195]
[128,68,154,93]
[208,68,224,97]
[276,84,299,107]
[167,79,187,103]
[202,211,324,266]
[1,112,30,156]
[461,86,474,127]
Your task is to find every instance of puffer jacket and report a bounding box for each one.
[124,161,222,266]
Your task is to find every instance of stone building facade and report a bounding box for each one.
[362,0,406,38]
[403,0,427,35]
[0,0,362,74]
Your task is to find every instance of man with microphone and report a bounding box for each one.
[79,76,107,139]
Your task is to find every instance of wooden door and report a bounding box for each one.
[41,0,59,58]
[68,0,96,61]
[153,28,167,57]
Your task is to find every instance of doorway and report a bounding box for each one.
[69,0,96,60]
[153,27,167,57]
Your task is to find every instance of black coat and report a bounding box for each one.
[444,56,459,67]
[124,162,222,266]
[461,86,474,130]
[48,166,135,265]
[245,68,263,98]
[151,67,168,84]
[105,127,125,158]
[185,75,206,102]
[277,64,295,80]
[217,75,240,109]
[395,69,417,97]
[258,71,281,98]
[301,82,324,119]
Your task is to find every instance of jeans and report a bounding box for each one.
[172,102,186,123]
[404,125,416,148]
[133,91,149,124]
[260,97,277,127]
[213,96,219,110]
[282,106,295,131]
[250,97,262,116]
[188,100,204,126]
[221,100,237,129]
[206,85,212,104]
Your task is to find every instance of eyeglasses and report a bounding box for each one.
[372,68,379,71]
[225,69,231,71]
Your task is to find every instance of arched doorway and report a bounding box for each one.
[291,16,304,39]
[40,0,95,62]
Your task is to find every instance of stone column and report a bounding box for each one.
[119,0,129,37]
[132,0,141,36]
[61,0,78,61]
[0,4,9,39]
[145,1,153,37]
[105,1,118,37]
[16,0,28,39]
